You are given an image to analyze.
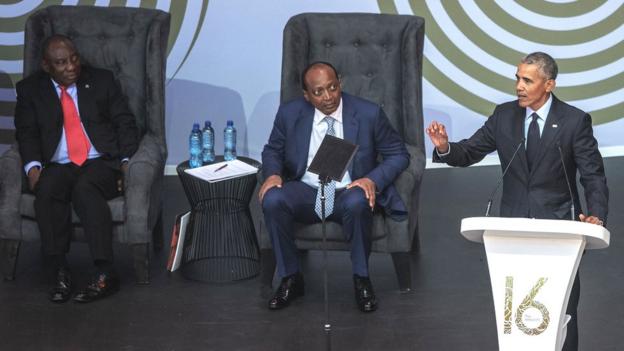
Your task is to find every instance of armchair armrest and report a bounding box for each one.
[384,142,425,251]
[250,172,274,249]
[390,143,425,214]
[123,134,166,244]
[0,145,23,239]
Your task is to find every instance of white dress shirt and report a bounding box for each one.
[300,98,352,189]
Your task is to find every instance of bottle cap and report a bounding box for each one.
[205,121,211,127]
[193,123,200,130]
[227,120,233,126]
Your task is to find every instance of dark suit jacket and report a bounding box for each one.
[262,92,410,218]
[434,95,608,222]
[14,66,139,170]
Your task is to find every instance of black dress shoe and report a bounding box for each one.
[354,274,378,312]
[49,267,72,303]
[268,272,304,310]
[73,271,120,303]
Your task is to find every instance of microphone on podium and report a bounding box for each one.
[557,143,576,221]
[485,138,525,217]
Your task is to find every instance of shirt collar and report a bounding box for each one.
[314,98,343,125]
[51,79,77,93]
[526,93,552,121]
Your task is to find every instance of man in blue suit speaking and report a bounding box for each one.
[259,62,409,312]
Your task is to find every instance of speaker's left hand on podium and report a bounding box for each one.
[347,177,376,209]
[579,213,604,226]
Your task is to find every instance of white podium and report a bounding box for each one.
[461,217,609,351]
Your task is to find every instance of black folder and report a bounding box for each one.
[308,135,359,182]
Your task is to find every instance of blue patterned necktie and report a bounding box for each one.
[314,116,336,219]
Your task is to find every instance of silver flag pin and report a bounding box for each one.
[85,84,90,89]
[552,124,558,128]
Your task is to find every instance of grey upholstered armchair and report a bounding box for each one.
[0,6,170,284]
[253,13,426,292]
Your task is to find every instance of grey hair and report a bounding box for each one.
[521,52,558,80]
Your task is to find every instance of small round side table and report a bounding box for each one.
[176,156,261,282]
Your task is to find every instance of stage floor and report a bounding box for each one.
[1,157,622,351]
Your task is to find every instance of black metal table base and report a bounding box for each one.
[176,157,261,283]
[182,208,259,282]
[182,257,259,282]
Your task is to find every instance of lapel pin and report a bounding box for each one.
[552,124,558,128]
[85,84,90,89]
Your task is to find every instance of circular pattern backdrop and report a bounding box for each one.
[378,0,623,124]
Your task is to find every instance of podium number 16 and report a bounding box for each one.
[504,276,550,336]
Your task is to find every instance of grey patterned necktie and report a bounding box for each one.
[314,116,336,219]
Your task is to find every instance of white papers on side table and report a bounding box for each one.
[184,159,259,183]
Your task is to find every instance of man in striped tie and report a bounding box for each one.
[260,62,409,312]
[14,35,138,304]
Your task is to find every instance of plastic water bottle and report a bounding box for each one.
[224,120,237,161]
[189,123,202,168]
[202,120,215,164]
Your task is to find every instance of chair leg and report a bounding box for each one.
[391,252,412,293]
[152,212,164,252]
[132,243,150,285]
[1,239,21,281]
[411,224,420,253]
[260,248,276,288]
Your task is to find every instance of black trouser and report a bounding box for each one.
[563,272,581,351]
[34,159,119,266]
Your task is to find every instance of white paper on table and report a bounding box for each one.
[184,159,259,183]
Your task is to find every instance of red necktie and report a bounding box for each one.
[60,86,90,166]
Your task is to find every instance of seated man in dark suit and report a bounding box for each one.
[14,35,139,303]
[427,52,608,351]
[259,62,409,312]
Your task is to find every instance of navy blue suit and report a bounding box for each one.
[261,93,409,278]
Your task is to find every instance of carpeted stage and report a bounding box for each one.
[1,156,622,351]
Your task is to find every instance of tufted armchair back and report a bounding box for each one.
[23,5,169,142]
[281,13,425,150]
